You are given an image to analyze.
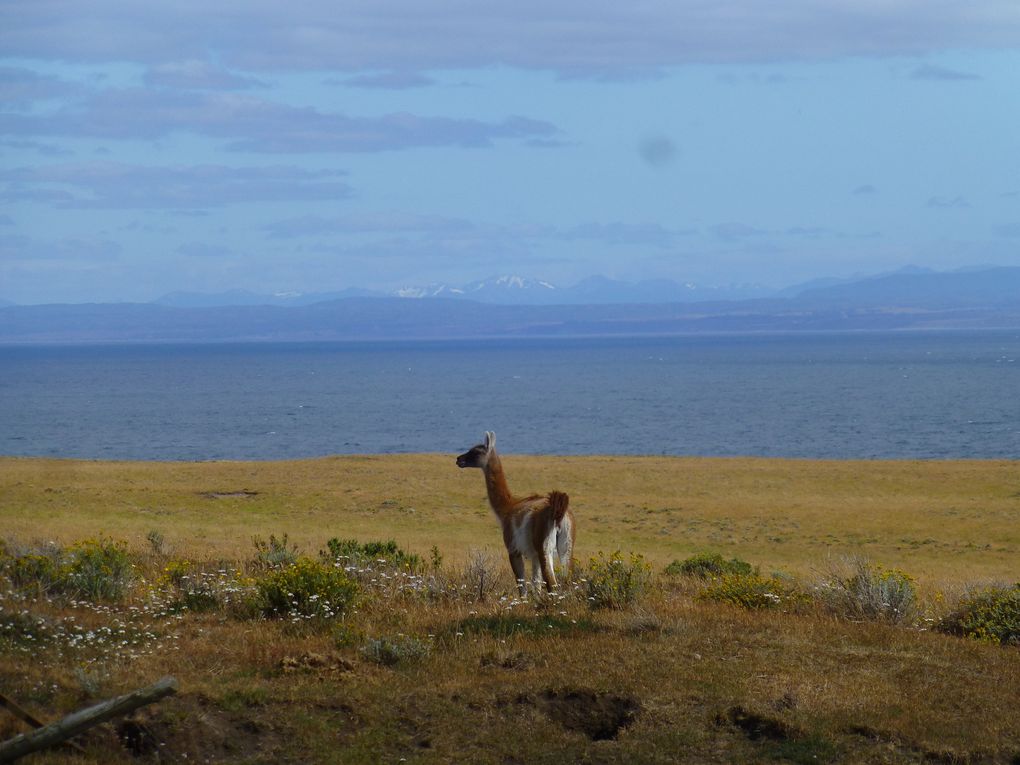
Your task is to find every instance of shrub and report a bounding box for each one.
[817,559,917,623]
[322,538,422,570]
[938,584,1020,645]
[664,552,754,578]
[252,534,298,570]
[360,635,431,666]
[584,551,652,609]
[146,529,168,557]
[458,548,507,602]
[158,560,222,613]
[699,571,801,610]
[6,550,63,594]
[253,557,359,620]
[3,538,134,601]
[62,538,135,601]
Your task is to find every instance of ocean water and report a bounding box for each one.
[0,332,1018,461]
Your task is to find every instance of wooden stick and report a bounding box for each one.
[0,695,45,732]
[0,676,178,763]
[0,693,86,755]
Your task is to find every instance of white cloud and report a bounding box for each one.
[144,60,266,90]
[264,212,474,238]
[3,2,1019,77]
[0,88,557,153]
[0,162,353,208]
[910,63,981,81]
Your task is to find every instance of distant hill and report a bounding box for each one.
[154,287,383,307]
[794,266,1020,308]
[155,275,776,308]
[4,266,1019,344]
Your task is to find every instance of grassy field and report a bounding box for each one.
[1,454,1018,763]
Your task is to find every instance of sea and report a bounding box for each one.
[0,331,1018,461]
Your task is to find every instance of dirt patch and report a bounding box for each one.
[116,692,286,762]
[480,650,532,671]
[718,706,797,742]
[200,490,260,499]
[846,724,1002,764]
[538,688,640,741]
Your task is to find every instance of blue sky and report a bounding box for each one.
[2,1,1020,303]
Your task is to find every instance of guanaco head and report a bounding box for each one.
[456,431,495,469]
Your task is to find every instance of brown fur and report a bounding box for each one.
[457,432,575,593]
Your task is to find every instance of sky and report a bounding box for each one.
[2,1,1020,304]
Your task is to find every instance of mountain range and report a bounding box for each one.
[2,266,1019,344]
[152,274,777,308]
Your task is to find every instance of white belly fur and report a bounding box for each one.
[510,513,569,575]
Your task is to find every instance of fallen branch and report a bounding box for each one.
[0,694,85,756]
[0,676,178,763]
[0,694,45,732]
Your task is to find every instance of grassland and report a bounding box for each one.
[1,454,1018,763]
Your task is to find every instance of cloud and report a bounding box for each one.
[910,63,981,81]
[562,222,682,247]
[638,136,677,167]
[994,222,1020,238]
[0,66,82,105]
[176,242,234,258]
[785,226,830,238]
[0,139,74,157]
[709,222,767,241]
[0,88,558,152]
[3,2,1020,77]
[0,162,353,209]
[337,71,436,90]
[144,60,266,90]
[926,195,970,209]
[264,212,473,238]
[0,234,121,263]
[853,184,877,195]
[266,214,695,252]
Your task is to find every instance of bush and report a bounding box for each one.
[360,635,431,666]
[817,559,917,623]
[6,550,63,593]
[253,557,359,620]
[252,534,298,570]
[62,538,135,601]
[322,538,422,570]
[938,584,1020,645]
[699,571,801,610]
[158,560,221,613]
[2,538,133,601]
[665,552,754,578]
[583,551,652,609]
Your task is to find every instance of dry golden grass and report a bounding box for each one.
[1,455,1019,764]
[1,454,1017,580]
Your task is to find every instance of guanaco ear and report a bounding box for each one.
[484,431,496,451]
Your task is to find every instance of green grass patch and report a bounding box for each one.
[665,552,754,578]
[451,614,600,639]
[322,538,423,571]
[699,572,804,611]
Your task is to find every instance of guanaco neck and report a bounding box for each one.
[482,452,516,515]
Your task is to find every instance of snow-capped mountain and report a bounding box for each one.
[155,275,775,309]
[392,275,556,303]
